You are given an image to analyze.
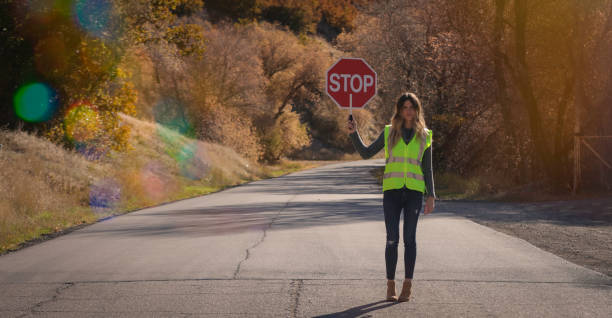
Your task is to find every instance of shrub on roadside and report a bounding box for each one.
[261,110,310,162]
[197,99,263,163]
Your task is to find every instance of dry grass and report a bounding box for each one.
[0,130,98,252]
[116,114,257,209]
[0,114,332,254]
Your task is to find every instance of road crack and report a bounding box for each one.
[233,194,297,279]
[288,279,304,318]
[17,282,75,317]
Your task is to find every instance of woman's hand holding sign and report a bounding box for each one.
[347,116,356,133]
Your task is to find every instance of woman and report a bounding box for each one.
[347,92,435,302]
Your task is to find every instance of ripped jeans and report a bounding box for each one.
[383,187,423,280]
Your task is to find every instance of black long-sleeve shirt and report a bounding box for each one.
[349,127,436,198]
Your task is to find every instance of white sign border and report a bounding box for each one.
[325,57,378,110]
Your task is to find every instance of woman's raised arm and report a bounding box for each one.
[347,118,384,159]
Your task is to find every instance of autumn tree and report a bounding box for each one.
[0,0,205,154]
[493,0,612,189]
[337,0,498,178]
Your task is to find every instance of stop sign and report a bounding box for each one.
[326,57,377,109]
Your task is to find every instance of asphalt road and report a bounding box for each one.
[1,159,610,317]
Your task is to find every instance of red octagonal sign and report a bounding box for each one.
[326,57,377,109]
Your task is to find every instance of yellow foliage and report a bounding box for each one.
[319,0,360,31]
[63,105,101,143]
[46,78,137,155]
[262,110,311,162]
[164,24,207,57]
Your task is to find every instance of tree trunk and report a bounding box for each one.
[493,0,521,180]
[513,0,556,184]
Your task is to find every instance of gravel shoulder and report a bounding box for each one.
[438,198,612,277]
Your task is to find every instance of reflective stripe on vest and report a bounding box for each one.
[382,125,432,193]
[385,156,421,165]
[383,171,424,181]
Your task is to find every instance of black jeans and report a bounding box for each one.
[383,187,423,280]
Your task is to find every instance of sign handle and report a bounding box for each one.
[349,94,353,121]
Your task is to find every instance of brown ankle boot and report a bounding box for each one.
[398,280,412,302]
[386,280,398,301]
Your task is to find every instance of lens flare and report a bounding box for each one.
[24,0,55,15]
[63,102,107,160]
[152,98,209,179]
[13,83,58,122]
[53,0,73,16]
[64,101,101,143]
[178,141,210,180]
[75,140,108,160]
[89,178,120,209]
[141,162,167,202]
[156,126,210,180]
[74,0,113,39]
[153,98,194,135]
[34,35,70,77]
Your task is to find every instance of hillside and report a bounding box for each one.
[0,114,325,253]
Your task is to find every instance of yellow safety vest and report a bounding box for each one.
[383,125,432,193]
